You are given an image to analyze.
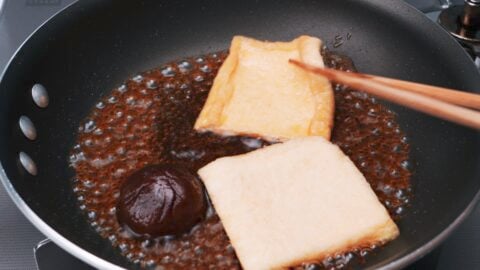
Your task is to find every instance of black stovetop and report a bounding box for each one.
[0,0,479,269]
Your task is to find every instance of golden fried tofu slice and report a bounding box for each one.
[194,35,334,141]
[198,137,399,270]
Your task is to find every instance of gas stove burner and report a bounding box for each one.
[439,0,480,44]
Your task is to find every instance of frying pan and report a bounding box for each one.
[0,0,479,269]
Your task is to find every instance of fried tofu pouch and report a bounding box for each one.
[194,35,334,141]
[198,137,399,270]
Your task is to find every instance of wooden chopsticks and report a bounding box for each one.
[289,59,480,130]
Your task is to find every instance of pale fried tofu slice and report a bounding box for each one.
[198,137,399,270]
[194,36,334,141]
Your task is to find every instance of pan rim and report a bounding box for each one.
[0,0,479,269]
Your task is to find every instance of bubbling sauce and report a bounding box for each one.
[70,49,410,269]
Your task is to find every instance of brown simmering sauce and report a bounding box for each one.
[70,49,411,269]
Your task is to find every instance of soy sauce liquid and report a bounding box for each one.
[70,50,410,269]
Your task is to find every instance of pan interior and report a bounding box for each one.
[0,0,479,269]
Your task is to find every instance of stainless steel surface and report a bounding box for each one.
[19,116,37,140]
[31,84,49,108]
[0,0,479,270]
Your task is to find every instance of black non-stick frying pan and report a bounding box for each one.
[0,0,479,269]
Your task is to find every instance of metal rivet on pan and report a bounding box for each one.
[19,152,37,176]
[19,116,37,140]
[31,84,49,108]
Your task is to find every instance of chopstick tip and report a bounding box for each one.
[288,59,310,70]
[288,58,300,65]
